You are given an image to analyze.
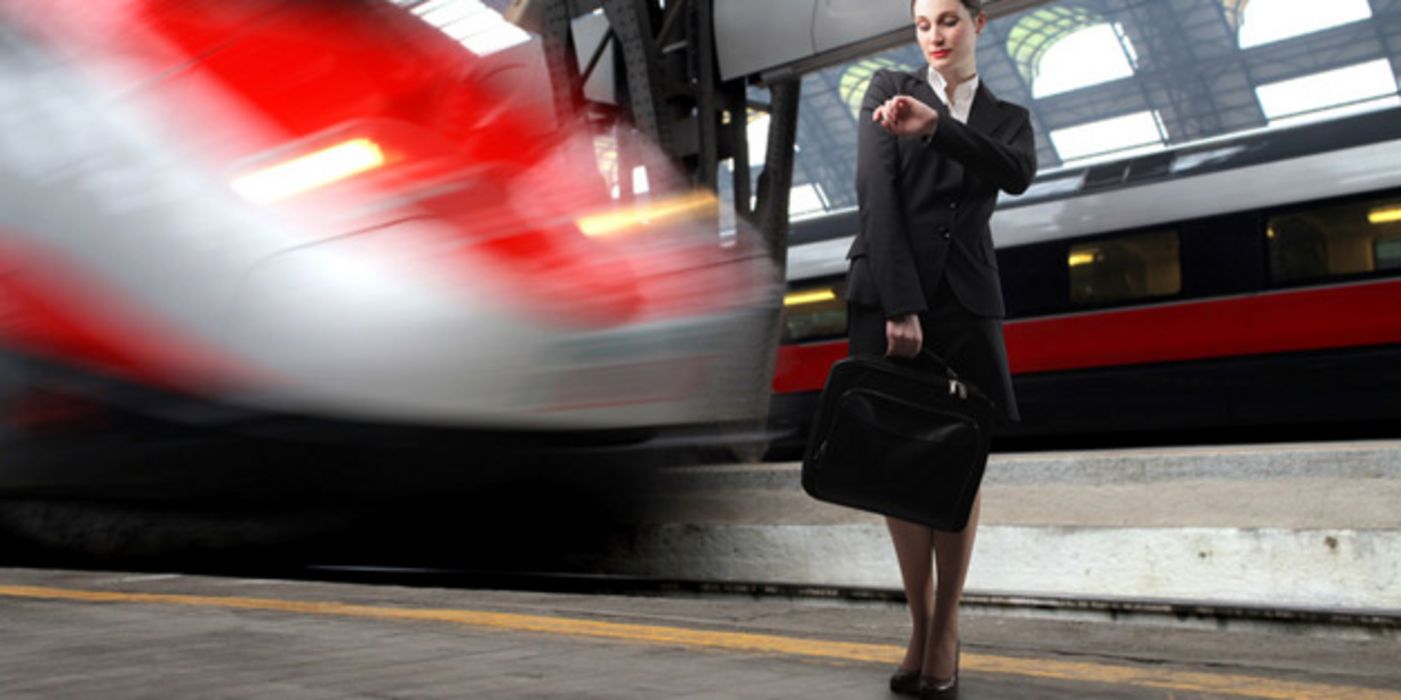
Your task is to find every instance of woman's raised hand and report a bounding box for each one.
[872,95,939,138]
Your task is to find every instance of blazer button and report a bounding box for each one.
[948,201,958,210]
[940,228,951,240]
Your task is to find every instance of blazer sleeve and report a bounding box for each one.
[924,104,1037,195]
[857,70,927,319]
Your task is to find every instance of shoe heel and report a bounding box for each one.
[917,641,959,699]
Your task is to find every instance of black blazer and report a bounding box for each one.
[846,69,1036,319]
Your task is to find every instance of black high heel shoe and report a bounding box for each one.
[889,667,922,696]
[917,641,959,699]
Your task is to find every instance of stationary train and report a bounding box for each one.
[772,105,1401,449]
[0,0,778,501]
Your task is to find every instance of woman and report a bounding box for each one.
[845,0,1036,696]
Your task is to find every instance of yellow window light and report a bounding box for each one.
[231,138,386,204]
[577,191,718,238]
[1068,251,1098,267]
[784,289,837,307]
[1369,205,1401,225]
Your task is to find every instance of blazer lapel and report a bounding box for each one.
[905,70,962,190]
[956,83,1015,197]
[907,70,947,121]
[967,83,1011,137]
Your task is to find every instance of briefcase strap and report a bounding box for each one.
[888,349,960,382]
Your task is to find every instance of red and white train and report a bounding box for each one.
[0,0,778,500]
[772,105,1401,448]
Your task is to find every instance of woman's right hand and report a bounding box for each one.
[886,313,923,358]
[873,95,940,138]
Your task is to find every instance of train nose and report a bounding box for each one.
[221,210,779,428]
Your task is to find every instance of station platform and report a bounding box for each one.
[603,439,1401,618]
[3,439,1399,697]
[2,567,1399,699]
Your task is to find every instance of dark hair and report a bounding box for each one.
[910,0,984,16]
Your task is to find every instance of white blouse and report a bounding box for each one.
[927,67,980,125]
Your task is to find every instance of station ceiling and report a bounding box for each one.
[395,1,1399,223]
[773,0,1401,218]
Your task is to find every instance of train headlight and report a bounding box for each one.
[576,191,718,238]
[230,138,386,205]
[1370,205,1401,225]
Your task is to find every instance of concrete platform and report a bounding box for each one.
[2,567,1398,699]
[601,440,1401,614]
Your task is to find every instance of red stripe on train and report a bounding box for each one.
[772,278,1401,393]
[0,237,249,391]
[773,342,849,394]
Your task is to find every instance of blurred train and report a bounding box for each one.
[772,105,1401,449]
[0,0,778,501]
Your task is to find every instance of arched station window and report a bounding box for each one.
[1006,7,1137,99]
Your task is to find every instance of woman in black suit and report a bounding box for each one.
[845,0,1036,696]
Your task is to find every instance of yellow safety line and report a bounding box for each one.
[1,584,1395,700]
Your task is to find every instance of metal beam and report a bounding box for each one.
[540,0,585,127]
[692,0,721,192]
[602,0,675,155]
[754,78,801,270]
[711,0,1059,84]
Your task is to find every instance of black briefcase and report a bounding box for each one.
[801,350,994,532]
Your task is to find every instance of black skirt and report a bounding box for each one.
[847,289,1020,426]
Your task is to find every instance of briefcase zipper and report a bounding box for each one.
[948,379,967,399]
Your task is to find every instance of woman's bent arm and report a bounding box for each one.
[857,70,928,319]
[924,107,1037,195]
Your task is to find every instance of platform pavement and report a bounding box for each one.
[600,440,1401,615]
[1,567,1399,699]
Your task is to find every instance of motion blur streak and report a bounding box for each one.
[0,237,245,391]
[576,191,720,238]
[783,289,837,307]
[1371,204,1401,224]
[0,0,779,483]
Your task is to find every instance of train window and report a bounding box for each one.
[1267,197,1401,284]
[782,283,847,342]
[1377,235,1401,271]
[1068,229,1181,306]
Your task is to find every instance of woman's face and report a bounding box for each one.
[913,0,985,79]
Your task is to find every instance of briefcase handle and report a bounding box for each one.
[891,348,960,381]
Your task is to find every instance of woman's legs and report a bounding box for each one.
[885,516,935,671]
[924,491,982,681]
[886,490,983,679]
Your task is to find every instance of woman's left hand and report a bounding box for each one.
[873,95,939,138]
[885,313,923,359]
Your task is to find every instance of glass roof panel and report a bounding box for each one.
[1050,110,1165,165]
[1256,59,1401,127]
[1238,0,1373,49]
[394,0,532,56]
